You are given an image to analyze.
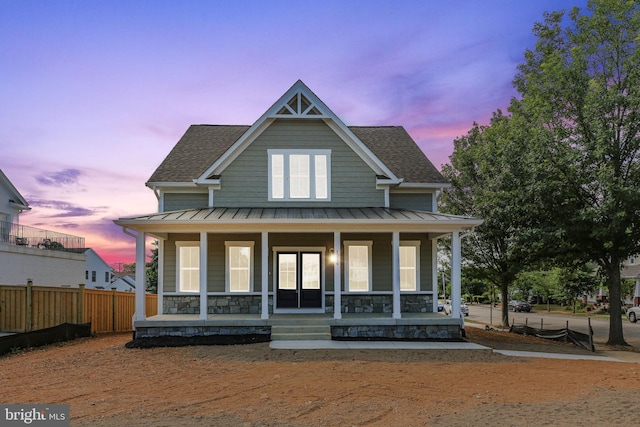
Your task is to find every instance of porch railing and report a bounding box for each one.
[0,220,85,253]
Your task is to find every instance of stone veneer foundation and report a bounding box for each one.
[163,295,271,315]
[325,293,434,314]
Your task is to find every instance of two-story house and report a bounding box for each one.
[84,248,114,289]
[115,81,481,341]
[0,169,85,287]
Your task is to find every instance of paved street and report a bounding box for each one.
[465,304,640,347]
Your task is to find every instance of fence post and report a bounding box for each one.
[78,284,85,324]
[26,280,33,332]
[112,289,117,332]
[565,320,569,343]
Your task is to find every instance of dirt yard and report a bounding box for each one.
[2,328,640,426]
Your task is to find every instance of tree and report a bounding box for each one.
[441,111,541,327]
[145,241,158,293]
[514,0,640,345]
[122,262,136,276]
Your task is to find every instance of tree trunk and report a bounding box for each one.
[606,259,627,346]
[501,281,510,328]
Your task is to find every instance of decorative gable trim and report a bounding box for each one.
[195,80,400,185]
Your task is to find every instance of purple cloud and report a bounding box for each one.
[36,169,83,187]
[27,198,95,217]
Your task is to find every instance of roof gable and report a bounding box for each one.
[146,81,447,187]
[0,169,30,211]
[194,80,399,184]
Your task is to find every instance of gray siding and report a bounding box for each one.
[343,233,432,292]
[214,119,385,207]
[164,193,208,211]
[161,231,432,295]
[163,233,199,292]
[389,192,434,212]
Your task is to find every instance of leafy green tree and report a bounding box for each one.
[441,111,540,327]
[145,241,158,293]
[549,266,599,313]
[122,262,136,276]
[514,0,640,345]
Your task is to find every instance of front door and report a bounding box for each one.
[276,252,322,309]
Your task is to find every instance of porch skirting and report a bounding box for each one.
[133,313,462,341]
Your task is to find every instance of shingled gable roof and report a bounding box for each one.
[350,126,447,184]
[147,125,249,183]
[147,124,447,185]
[146,81,447,186]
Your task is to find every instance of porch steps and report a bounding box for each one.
[270,324,332,341]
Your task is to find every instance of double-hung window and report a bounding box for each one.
[400,241,420,291]
[345,241,373,292]
[226,242,254,292]
[268,150,330,201]
[176,241,200,293]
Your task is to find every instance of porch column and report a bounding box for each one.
[333,231,341,319]
[261,231,269,319]
[392,231,401,319]
[134,232,146,321]
[451,231,462,319]
[432,238,438,313]
[157,239,164,315]
[199,231,208,320]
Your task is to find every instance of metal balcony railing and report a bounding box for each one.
[0,220,85,253]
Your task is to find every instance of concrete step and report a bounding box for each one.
[271,324,331,341]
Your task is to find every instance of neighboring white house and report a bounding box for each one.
[84,248,113,289]
[109,274,136,292]
[622,255,640,306]
[0,168,86,287]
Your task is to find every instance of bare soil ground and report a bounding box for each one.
[2,328,640,426]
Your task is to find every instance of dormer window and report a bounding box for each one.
[268,149,331,201]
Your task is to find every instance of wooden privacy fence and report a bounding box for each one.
[0,281,157,334]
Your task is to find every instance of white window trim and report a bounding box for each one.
[268,149,331,201]
[225,241,255,293]
[175,241,200,293]
[344,240,373,293]
[400,240,421,292]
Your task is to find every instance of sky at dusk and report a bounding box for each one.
[0,0,588,267]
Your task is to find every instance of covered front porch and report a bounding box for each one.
[115,207,481,341]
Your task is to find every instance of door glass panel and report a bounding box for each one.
[278,254,297,290]
[302,253,320,290]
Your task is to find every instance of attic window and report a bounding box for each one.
[268,149,331,201]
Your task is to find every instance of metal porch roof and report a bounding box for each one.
[115,207,482,231]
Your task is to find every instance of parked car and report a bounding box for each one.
[509,300,531,312]
[628,306,640,323]
[444,300,469,316]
